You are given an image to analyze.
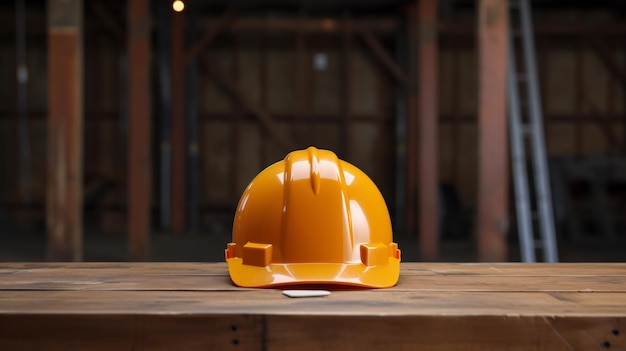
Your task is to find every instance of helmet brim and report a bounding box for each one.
[226,257,400,288]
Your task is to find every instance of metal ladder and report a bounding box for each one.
[507,0,558,262]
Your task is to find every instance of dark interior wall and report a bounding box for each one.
[0,2,625,234]
[199,31,395,205]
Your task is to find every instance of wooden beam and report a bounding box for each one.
[2,262,626,350]
[229,35,241,201]
[85,47,102,177]
[184,9,237,64]
[197,17,397,35]
[8,109,626,124]
[440,21,626,37]
[186,20,200,233]
[591,41,626,86]
[477,0,509,262]
[127,0,152,261]
[582,94,621,151]
[358,28,407,87]
[171,10,185,235]
[575,39,583,156]
[340,13,351,160]
[417,0,438,261]
[46,0,84,261]
[405,4,418,235]
[451,49,461,201]
[575,39,621,151]
[260,16,269,165]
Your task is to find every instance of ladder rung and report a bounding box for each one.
[534,240,543,249]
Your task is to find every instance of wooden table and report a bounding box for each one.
[1,262,625,350]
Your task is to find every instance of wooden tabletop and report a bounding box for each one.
[1,262,625,350]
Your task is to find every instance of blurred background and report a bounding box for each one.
[0,0,625,262]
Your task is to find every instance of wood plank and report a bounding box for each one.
[2,262,625,277]
[400,262,626,276]
[476,0,509,261]
[417,0,439,261]
[1,290,626,316]
[46,0,83,261]
[0,315,264,351]
[1,271,625,293]
[266,316,625,351]
[1,263,625,293]
[1,263,625,350]
[127,0,152,261]
[0,314,622,351]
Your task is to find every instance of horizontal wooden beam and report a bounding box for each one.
[9,12,626,40]
[591,41,626,86]
[185,9,237,64]
[3,110,623,124]
[357,27,407,87]
[440,22,626,36]
[439,113,626,123]
[197,17,398,35]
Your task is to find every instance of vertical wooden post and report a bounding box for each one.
[451,49,461,199]
[417,0,439,261]
[405,4,418,234]
[171,9,185,235]
[47,0,83,261]
[340,13,351,160]
[186,19,200,233]
[128,0,152,260]
[260,16,268,165]
[477,0,509,262]
[230,35,241,200]
[574,39,583,156]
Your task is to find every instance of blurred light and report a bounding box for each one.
[172,0,185,12]
[321,18,336,31]
[313,53,328,71]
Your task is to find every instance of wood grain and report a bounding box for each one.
[1,263,625,350]
[47,0,84,261]
[1,268,625,293]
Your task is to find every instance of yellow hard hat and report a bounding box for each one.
[225,147,400,288]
